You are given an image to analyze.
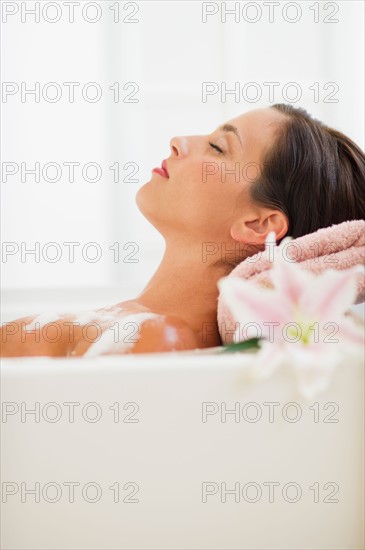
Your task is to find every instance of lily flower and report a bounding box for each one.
[218,232,364,398]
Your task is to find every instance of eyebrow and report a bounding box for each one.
[218,124,242,147]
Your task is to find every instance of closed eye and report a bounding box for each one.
[209,141,224,154]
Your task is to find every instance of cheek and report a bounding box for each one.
[174,158,224,197]
[174,161,228,205]
[173,159,202,186]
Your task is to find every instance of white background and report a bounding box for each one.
[1,0,364,315]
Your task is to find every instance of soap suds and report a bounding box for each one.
[24,312,61,331]
[73,307,124,325]
[84,312,160,357]
[22,306,125,331]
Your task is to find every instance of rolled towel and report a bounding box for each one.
[217,219,365,344]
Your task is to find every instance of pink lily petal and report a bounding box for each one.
[218,277,291,332]
[287,344,341,399]
[270,253,316,305]
[250,340,284,379]
[335,316,365,346]
[299,266,364,320]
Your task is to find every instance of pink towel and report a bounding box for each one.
[217,220,365,344]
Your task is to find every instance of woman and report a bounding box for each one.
[1,104,365,357]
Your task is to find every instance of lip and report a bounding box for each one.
[152,160,169,178]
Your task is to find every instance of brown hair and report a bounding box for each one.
[251,103,365,241]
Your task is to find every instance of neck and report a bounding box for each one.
[135,240,231,346]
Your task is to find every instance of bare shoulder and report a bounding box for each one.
[130,314,200,354]
[71,312,200,357]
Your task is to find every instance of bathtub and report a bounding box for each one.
[1,288,364,549]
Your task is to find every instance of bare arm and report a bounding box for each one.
[1,313,200,358]
[0,315,83,357]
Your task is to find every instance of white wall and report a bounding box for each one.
[1,1,364,302]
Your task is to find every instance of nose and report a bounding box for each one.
[170,136,189,158]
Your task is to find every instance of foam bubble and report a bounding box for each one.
[24,312,61,331]
[83,312,160,357]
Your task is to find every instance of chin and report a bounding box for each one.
[135,182,146,211]
[135,183,161,228]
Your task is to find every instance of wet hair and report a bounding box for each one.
[251,103,365,240]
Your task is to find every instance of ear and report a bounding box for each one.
[230,209,288,245]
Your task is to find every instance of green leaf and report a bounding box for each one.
[221,337,262,353]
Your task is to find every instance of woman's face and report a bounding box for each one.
[136,108,285,245]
